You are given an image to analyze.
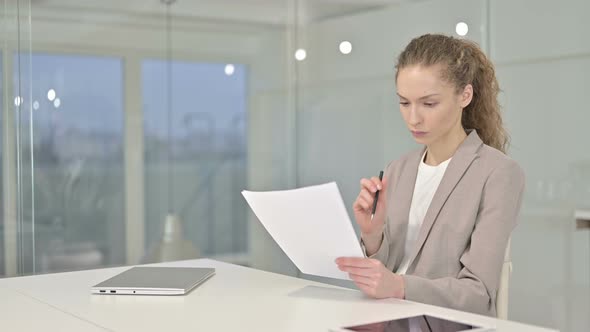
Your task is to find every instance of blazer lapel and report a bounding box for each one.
[405,130,483,271]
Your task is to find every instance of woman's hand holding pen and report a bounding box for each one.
[353,174,387,254]
[339,172,405,300]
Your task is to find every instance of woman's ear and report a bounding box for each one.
[460,84,474,108]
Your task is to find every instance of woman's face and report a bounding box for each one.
[396,64,472,146]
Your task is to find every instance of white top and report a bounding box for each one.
[0,259,555,332]
[397,151,452,275]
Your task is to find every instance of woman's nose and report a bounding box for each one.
[408,107,422,126]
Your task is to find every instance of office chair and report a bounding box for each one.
[496,238,513,319]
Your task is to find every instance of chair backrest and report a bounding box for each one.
[496,238,512,319]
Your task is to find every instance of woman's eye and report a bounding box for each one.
[424,102,437,107]
[400,102,410,106]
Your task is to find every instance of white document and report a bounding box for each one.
[242,182,364,280]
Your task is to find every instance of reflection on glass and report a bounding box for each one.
[142,60,248,262]
[295,48,307,61]
[455,22,469,36]
[14,53,125,274]
[0,54,3,276]
[339,41,353,55]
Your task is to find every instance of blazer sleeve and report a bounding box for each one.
[361,225,391,262]
[402,160,525,316]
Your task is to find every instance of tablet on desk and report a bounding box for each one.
[91,267,215,295]
[331,315,494,332]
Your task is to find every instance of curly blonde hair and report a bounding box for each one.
[395,34,509,154]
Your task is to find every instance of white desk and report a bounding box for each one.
[0,287,105,331]
[0,259,556,332]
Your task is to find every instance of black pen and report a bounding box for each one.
[371,171,384,220]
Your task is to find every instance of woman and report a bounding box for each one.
[335,34,525,317]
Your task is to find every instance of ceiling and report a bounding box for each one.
[31,0,414,25]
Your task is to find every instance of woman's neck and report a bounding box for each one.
[425,127,467,166]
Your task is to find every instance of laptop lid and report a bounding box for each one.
[91,267,215,295]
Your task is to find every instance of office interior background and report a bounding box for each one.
[0,0,588,331]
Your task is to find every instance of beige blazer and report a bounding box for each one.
[363,130,525,317]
